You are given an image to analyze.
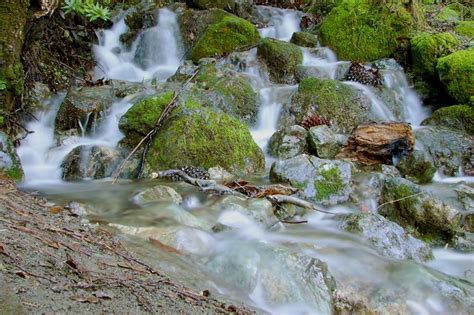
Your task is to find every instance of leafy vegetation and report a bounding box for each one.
[62,0,111,22]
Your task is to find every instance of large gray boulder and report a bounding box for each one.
[268,125,308,160]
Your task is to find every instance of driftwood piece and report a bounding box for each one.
[337,122,415,165]
[265,195,334,214]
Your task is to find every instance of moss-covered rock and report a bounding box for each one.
[436,48,474,103]
[290,32,318,48]
[188,0,235,11]
[410,32,460,79]
[268,125,308,160]
[396,150,436,184]
[455,21,474,39]
[422,105,474,135]
[120,5,157,47]
[319,1,414,61]
[379,177,461,242]
[119,92,264,174]
[434,6,461,24]
[0,131,23,181]
[257,38,303,84]
[190,15,260,62]
[283,78,370,133]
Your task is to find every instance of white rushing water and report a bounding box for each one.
[94,8,183,82]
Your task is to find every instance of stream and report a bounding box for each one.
[16,6,473,314]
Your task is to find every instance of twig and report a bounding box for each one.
[376,192,424,210]
[280,219,308,224]
[265,195,334,215]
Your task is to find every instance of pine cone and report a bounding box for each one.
[345,62,382,87]
[301,114,331,130]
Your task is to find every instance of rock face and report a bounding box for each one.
[54,86,116,134]
[319,2,414,61]
[281,78,371,133]
[257,38,303,84]
[396,150,436,184]
[415,126,473,176]
[268,125,308,160]
[0,132,23,180]
[270,154,352,205]
[119,92,264,174]
[307,125,344,159]
[436,48,474,104]
[337,213,433,263]
[379,177,461,242]
[205,240,334,314]
[61,145,122,181]
[337,122,415,165]
[422,105,474,135]
[189,13,260,62]
[410,32,460,79]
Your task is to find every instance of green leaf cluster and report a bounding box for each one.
[62,0,111,22]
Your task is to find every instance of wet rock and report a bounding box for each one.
[379,177,461,242]
[415,126,473,176]
[436,49,474,104]
[254,0,305,9]
[290,32,318,48]
[295,62,351,81]
[319,2,415,61]
[337,213,433,263]
[268,125,308,160]
[0,132,23,181]
[133,185,183,205]
[337,122,415,165]
[396,150,436,184]
[270,154,352,205]
[410,32,460,80]
[257,38,303,84]
[189,13,260,62]
[280,78,371,133]
[455,184,474,212]
[61,145,122,181]
[25,82,51,112]
[307,125,344,159]
[208,166,234,181]
[120,5,157,47]
[205,240,334,313]
[422,105,474,136]
[54,86,116,134]
[119,92,264,174]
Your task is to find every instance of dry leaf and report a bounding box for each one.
[71,295,100,304]
[149,238,183,255]
[50,206,63,214]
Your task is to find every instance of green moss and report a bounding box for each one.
[384,183,419,227]
[314,167,344,201]
[436,48,474,103]
[410,32,460,78]
[257,38,303,84]
[435,7,460,23]
[292,78,367,133]
[290,32,318,48]
[422,105,474,135]
[319,1,414,61]
[191,0,235,10]
[190,15,260,62]
[455,21,474,39]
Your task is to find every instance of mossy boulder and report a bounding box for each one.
[270,154,352,205]
[422,105,474,135]
[190,15,260,62]
[257,38,303,84]
[0,131,23,181]
[268,125,308,160]
[119,92,265,174]
[455,21,474,39]
[290,32,318,48]
[379,177,461,242]
[395,150,436,184]
[436,49,474,103]
[434,6,461,24]
[410,32,460,79]
[281,78,370,133]
[319,1,415,61]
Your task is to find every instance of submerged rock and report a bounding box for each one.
[337,213,433,263]
[268,125,308,160]
[270,154,352,205]
[415,126,473,176]
[257,38,303,84]
[205,240,334,314]
[379,177,461,242]
[119,92,264,174]
[132,185,183,205]
[307,125,344,159]
[0,132,23,181]
[436,48,474,104]
[281,78,371,133]
[61,145,122,181]
[290,31,318,47]
[422,104,474,136]
[396,150,436,184]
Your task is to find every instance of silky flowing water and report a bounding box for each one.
[16,6,473,314]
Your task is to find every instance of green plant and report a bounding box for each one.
[0,80,6,91]
[62,0,111,22]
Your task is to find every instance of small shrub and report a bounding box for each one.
[62,0,111,22]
